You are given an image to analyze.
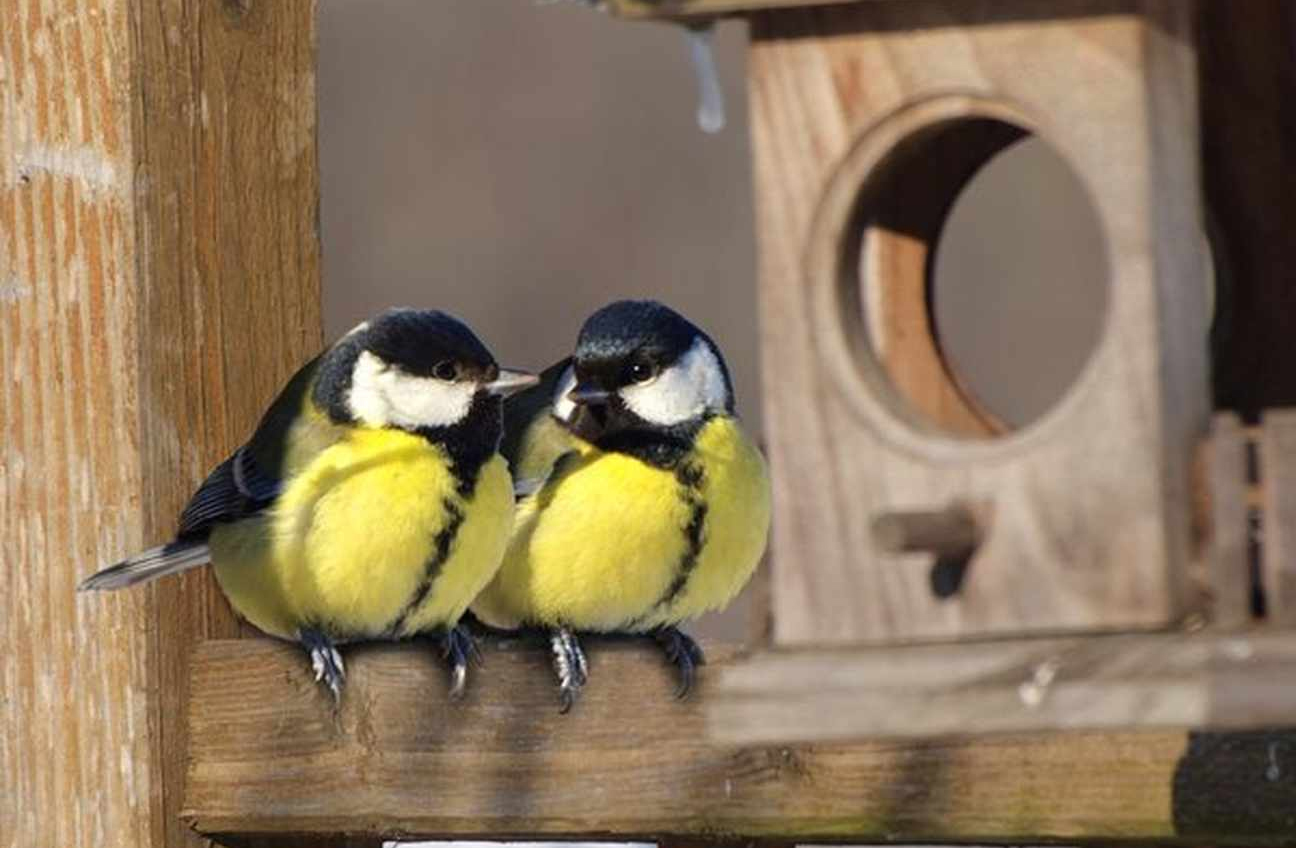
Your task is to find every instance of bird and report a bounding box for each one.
[79,308,537,701]
[472,299,771,711]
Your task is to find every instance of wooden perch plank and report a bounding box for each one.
[186,638,1296,844]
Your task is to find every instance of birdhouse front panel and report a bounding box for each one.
[750,0,1210,645]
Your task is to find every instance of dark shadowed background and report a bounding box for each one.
[317,0,1106,641]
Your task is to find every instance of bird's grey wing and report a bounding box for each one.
[511,475,546,499]
[500,357,572,469]
[512,448,580,501]
[176,353,326,539]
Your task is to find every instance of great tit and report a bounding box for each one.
[472,300,771,710]
[79,308,537,700]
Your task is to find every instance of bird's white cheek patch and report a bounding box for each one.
[551,364,577,424]
[620,339,728,426]
[348,351,474,429]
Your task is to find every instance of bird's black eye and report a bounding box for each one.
[432,360,458,381]
[627,362,656,384]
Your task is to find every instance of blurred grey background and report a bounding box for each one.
[317,0,1106,642]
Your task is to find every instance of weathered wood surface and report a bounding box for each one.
[2,1,322,846]
[710,630,1296,743]
[1205,412,1254,627]
[186,638,1296,845]
[2,4,146,844]
[1261,410,1296,626]
[750,1,1208,646]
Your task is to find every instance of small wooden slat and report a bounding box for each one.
[710,632,1296,744]
[185,638,1296,844]
[1206,412,1253,626]
[1261,410,1296,624]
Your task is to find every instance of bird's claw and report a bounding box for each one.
[301,629,345,702]
[441,623,480,700]
[550,628,588,713]
[653,626,705,699]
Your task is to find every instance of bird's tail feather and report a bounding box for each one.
[77,541,211,591]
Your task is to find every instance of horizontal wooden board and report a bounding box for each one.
[711,630,1296,743]
[186,638,1296,844]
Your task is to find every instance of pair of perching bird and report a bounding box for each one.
[80,300,771,710]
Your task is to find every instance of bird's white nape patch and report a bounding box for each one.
[620,338,729,426]
[551,364,577,424]
[347,350,474,430]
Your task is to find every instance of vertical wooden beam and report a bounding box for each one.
[2,1,321,846]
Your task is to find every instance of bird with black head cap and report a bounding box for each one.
[474,300,771,711]
[80,308,537,701]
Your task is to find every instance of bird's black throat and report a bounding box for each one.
[416,392,503,497]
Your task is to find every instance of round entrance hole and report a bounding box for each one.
[852,115,1109,439]
[930,136,1108,430]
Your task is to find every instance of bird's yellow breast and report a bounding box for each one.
[210,428,513,641]
[473,416,770,632]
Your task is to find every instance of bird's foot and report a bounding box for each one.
[652,626,705,699]
[549,627,588,713]
[439,623,481,700]
[300,628,345,702]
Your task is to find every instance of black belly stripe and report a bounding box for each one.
[386,497,465,636]
[643,461,708,617]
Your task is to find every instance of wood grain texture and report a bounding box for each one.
[2,1,322,846]
[2,3,150,845]
[1260,410,1296,626]
[185,638,1296,844]
[749,1,1209,645]
[710,630,1296,743]
[1205,412,1253,627]
[1200,0,1296,416]
[131,1,322,841]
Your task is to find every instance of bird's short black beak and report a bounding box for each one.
[567,382,612,407]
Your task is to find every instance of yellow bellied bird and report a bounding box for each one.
[79,308,537,700]
[473,300,771,710]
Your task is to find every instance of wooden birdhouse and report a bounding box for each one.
[603,0,1296,745]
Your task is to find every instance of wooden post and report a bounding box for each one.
[2,1,321,845]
